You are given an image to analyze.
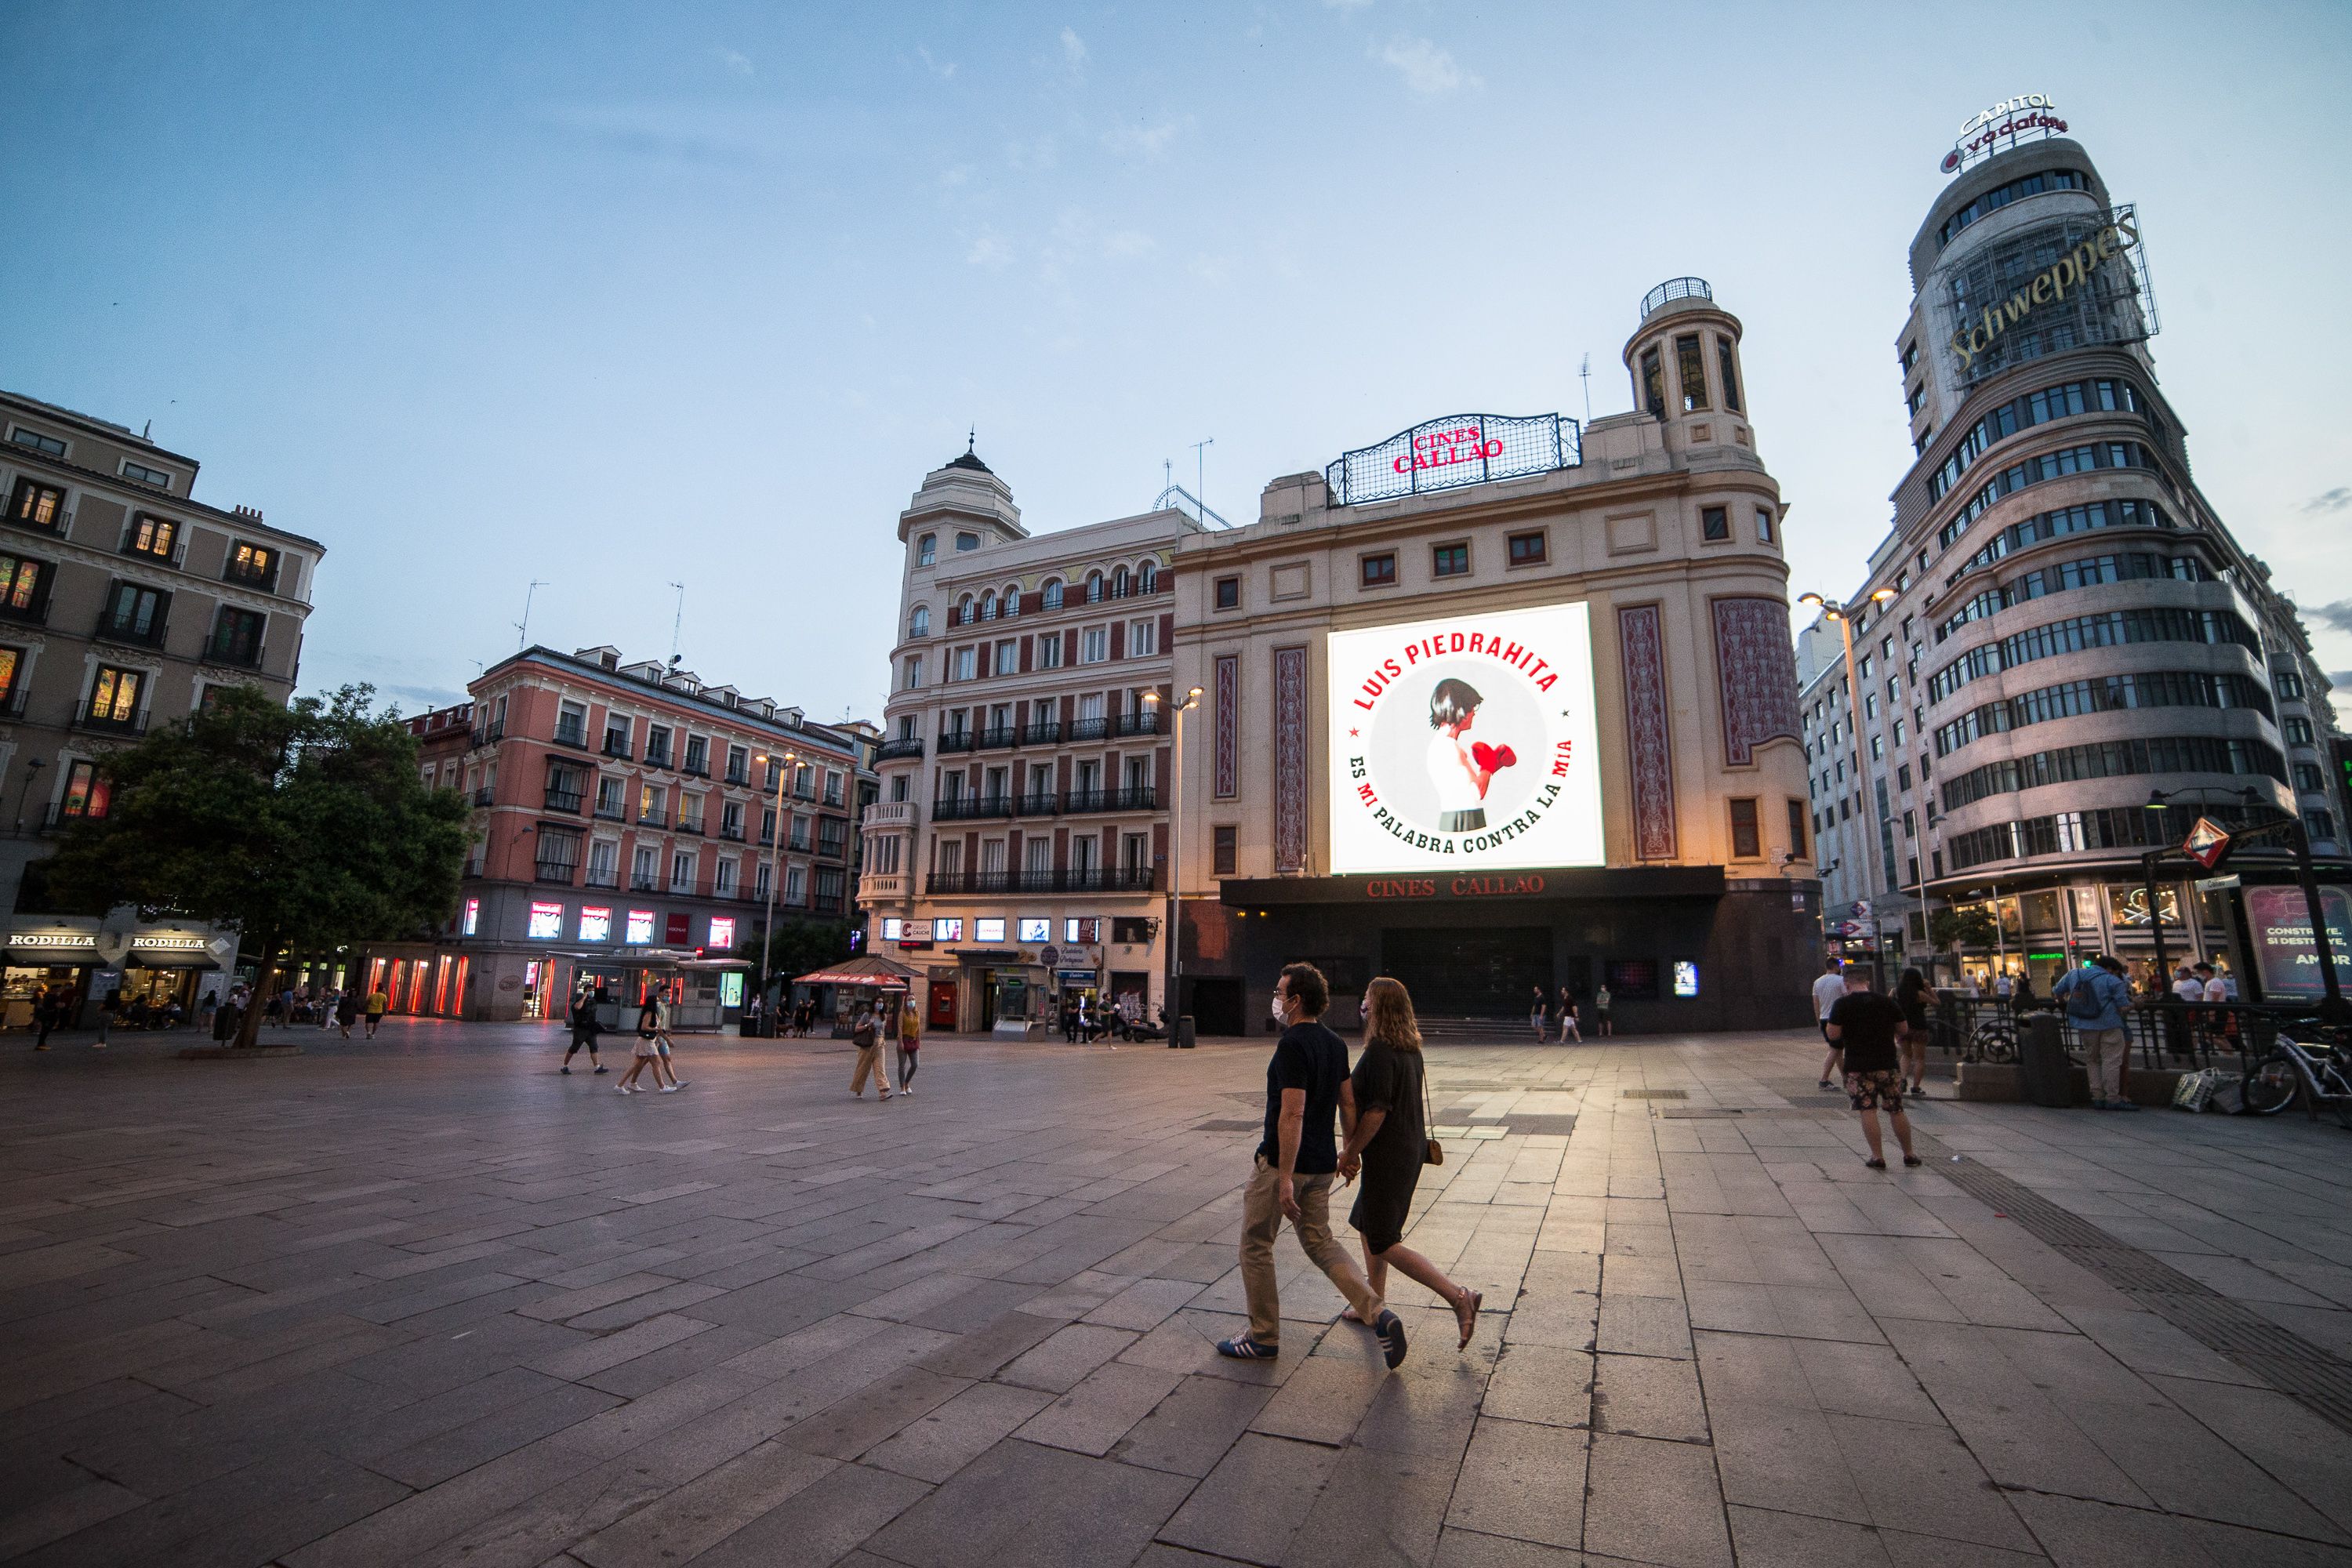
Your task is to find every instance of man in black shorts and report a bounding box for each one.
[1826,969,1919,1171]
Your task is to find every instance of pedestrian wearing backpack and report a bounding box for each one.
[2053,955,2138,1112]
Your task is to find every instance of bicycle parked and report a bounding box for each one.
[2241,1024,2352,1128]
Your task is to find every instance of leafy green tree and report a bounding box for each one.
[1927,906,1998,958]
[751,918,854,990]
[41,684,473,1047]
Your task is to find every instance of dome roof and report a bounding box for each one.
[946,429,992,474]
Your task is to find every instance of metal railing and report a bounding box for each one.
[93,611,169,648]
[73,709,148,737]
[1113,711,1163,738]
[926,866,1156,895]
[675,818,706,837]
[1062,786,1157,813]
[977,727,1018,750]
[534,862,578,886]
[542,789,584,815]
[552,724,589,750]
[937,731,976,754]
[601,735,633,758]
[934,794,1014,822]
[1922,993,2322,1075]
[1641,276,1712,318]
[472,786,495,807]
[1015,792,1059,818]
[877,736,925,760]
[1066,716,1110,742]
[593,801,627,821]
[1020,720,1061,745]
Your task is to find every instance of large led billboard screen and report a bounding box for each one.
[1327,601,1602,873]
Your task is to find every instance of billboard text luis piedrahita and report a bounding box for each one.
[1327,601,1603,874]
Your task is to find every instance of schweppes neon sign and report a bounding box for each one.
[1949,214,2138,372]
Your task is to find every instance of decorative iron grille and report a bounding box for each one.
[1324,412,1581,508]
[1946,203,2158,385]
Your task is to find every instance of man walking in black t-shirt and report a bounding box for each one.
[1218,962,1406,1368]
[1826,970,1922,1171]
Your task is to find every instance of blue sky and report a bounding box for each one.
[5,2,2349,720]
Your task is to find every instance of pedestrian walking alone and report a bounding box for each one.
[1826,968,1922,1169]
[562,986,606,1074]
[335,988,359,1039]
[849,1007,891,1098]
[895,999,921,1094]
[1894,967,1933,1096]
[1813,958,1846,1088]
[1528,985,1548,1043]
[1217,962,1404,1368]
[2053,955,2138,1112]
[1337,978,1481,1348]
[363,983,388,1038]
[1556,985,1581,1044]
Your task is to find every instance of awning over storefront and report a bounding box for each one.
[1218,865,1727,907]
[796,955,919,990]
[125,955,221,971]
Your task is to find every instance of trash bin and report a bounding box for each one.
[1172,1015,1196,1050]
[2020,1013,2072,1107]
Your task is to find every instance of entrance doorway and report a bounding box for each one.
[1380,927,1552,1018]
[1189,975,1244,1037]
[927,979,959,1033]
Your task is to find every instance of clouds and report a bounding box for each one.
[2304,487,2351,515]
[965,231,1014,270]
[2307,601,2352,635]
[715,48,752,78]
[1061,27,1088,74]
[1377,35,1479,95]
[1102,115,1191,161]
[535,103,774,167]
[916,45,956,80]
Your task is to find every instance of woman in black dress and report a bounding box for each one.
[1893,967,1933,1097]
[1338,977,1481,1348]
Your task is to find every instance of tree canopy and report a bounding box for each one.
[42,684,473,1044]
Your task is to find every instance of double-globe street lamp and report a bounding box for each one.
[2143,785,2350,1022]
[751,747,797,1036]
[1796,586,1896,982]
[1141,684,1202,1044]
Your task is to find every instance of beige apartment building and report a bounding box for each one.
[1166,280,1818,1034]
[0,389,321,1025]
[862,448,1203,1033]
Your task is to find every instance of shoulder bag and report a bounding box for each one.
[1419,1051,1443,1166]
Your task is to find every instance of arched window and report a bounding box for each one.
[956,593,974,625]
[1043,579,1064,610]
[1112,566,1131,599]
[909,605,930,638]
[1086,571,1105,603]
[1138,559,1160,593]
[980,591,997,621]
[916,534,936,567]
[1000,583,1022,618]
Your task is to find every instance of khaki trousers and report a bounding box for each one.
[1239,1156,1383,1345]
[851,1042,887,1094]
[2082,1026,2127,1102]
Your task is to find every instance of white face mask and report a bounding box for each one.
[1271,995,1288,1025]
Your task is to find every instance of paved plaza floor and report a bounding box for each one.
[2,1019,2351,1568]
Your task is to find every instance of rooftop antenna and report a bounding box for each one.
[514,580,547,651]
[1190,437,1213,527]
[1578,354,1592,423]
[667,582,686,664]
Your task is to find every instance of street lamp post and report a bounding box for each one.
[753,748,797,1036]
[1797,587,1896,982]
[1142,684,1202,1044]
[1909,808,1942,981]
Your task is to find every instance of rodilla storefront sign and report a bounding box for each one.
[2245,884,2352,1000]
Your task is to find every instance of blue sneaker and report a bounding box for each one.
[1214,1335,1279,1360]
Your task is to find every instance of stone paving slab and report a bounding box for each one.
[3,1019,2352,1566]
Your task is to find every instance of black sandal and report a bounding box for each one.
[1864,1157,1887,1170]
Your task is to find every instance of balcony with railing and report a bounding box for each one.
[583,869,621,890]
[1015,792,1059,818]
[719,823,746,842]
[542,788,585,815]
[977,726,1018,750]
[877,735,925,761]
[932,793,1014,822]
[861,800,918,829]
[534,860,579,886]
[473,786,495,807]
[1066,716,1110,742]
[925,865,1156,895]
[1061,786,1158,814]
[675,816,706,837]
[631,874,662,893]
[601,734,633,759]
[72,707,149,738]
[93,608,169,649]
[637,808,669,829]
[937,729,977,755]
[644,744,673,769]
[1113,710,1163,739]
[1020,720,1062,745]
[552,720,590,750]
[593,797,627,821]
[203,633,266,670]
[470,718,505,749]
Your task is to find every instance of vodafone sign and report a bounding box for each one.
[1327,601,1603,874]
[1942,94,2067,173]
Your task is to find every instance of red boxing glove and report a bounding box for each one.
[1470,742,1497,771]
[1492,744,1517,769]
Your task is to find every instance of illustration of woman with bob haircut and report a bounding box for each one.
[1426,677,1514,833]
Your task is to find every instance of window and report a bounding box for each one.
[975,917,1007,944]
[1639,347,1666,418]
[713,858,737,895]
[725,745,749,784]
[1906,383,1928,417]
[999,583,1022,618]
[2276,670,2305,699]
[2294,761,2327,793]
[7,427,65,457]
[995,637,1018,673]
[1717,336,1741,413]
[208,607,265,666]
[1139,561,1160,593]
[1214,575,1240,610]
[86,666,143,726]
[1785,799,1806,858]
[1044,579,1064,610]
[1755,507,1774,544]
[126,514,177,560]
[61,760,110,820]
[1700,506,1730,542]
[1086,571,1105,602]
[902,655,924,689]
[917,533,935,566]
[463,898,481,936]
[1675,333,1709,412]
[1901,339,1920,373]
[1036,632,1063,670]
[709,916,736,949]
[2308,809,2338,841]
[7,479,66,532]
[952,647,977,681]
[1213,824,1237,876]
[1360,552,1397,588]
[224,542,278,590]
[683,735,708,774]
[1729,797,1760,858]
[1936,166,2089,249]
[0,554,43,619]
[955,532,979,552]
[595,776,623,817]
[121,460,171,489]
[1112,566,1131,599]
[909,606,930,638]
[1080,627,1109,663]
[2285,717,2315,745]
[527,902,564,941]
[1508,531,1546,567]
[1432,543,1469,578]
[670,851,696,892]
[1127,619,1158,657]
[100,582,168,643]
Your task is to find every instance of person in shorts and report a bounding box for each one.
[616,990,665,1094]
[1826,969,1919,1170]
[1813,958,1848,1088]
